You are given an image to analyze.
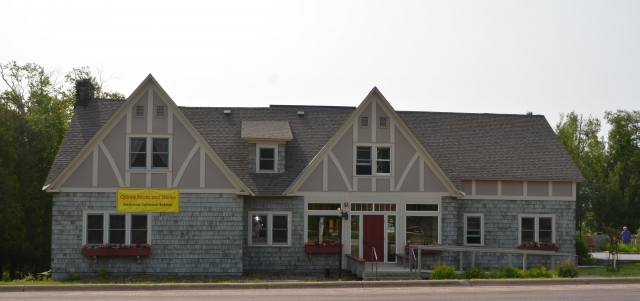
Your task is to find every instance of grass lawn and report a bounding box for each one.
[581,262,640,277]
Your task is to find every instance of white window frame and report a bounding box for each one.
[126,135,172,171]
[517,214,556,243]
[82,211,152,245]
[404,200,442,245]
[248,211,291,247]
[464,213,484,246]
[354,144,393,176]
[303,199,344,243]
[256,143,278,173]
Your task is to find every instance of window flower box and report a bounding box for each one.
[518,242,558,252]
[81,244,151,257]
[517,246,559,252]
[304,242,343,253]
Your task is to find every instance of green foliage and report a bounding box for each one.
[576,235,597,265]
[0,61,123,280]
[556,260,579,278]
[430,261,459,280]
[524,265,553,278]
[491,266,524,279]
[66,271,83,281]
[603,242,640,253]
[462,266,488,279]
[98,268,109,280]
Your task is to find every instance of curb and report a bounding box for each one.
[3,278,640,292]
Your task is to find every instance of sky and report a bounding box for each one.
[2,0,639,136]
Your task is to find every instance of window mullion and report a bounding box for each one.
[534,217,539,242]
[103,213,108,245]
[267,214,272,246]
[125,213,131,245]
[146,138,151,170]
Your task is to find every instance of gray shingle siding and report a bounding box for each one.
[416,197,575,270]
[242,196,340,271]
[51,192,244,280]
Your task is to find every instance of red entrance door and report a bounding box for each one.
[363,215,385,262]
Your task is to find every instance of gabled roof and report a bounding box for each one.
[45,83,584,195]
[399,112,585,190]
[181,106,355,195]
[44,99,124,187]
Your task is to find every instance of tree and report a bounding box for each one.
[0,61,123,279]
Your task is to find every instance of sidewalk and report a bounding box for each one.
[2,278,640,292]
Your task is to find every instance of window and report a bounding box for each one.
[308,215,340,243]
[379,117,387,128]
[152,138,169,169]
[84,212,150,245]
[156,106,165,117]
[135,105,145,117]
[129,137,170,170]
[308,203,341,210]
[376,147,391,175]
[350,203,396,212]
[249,212,291,246]
[360,116,369,127]
[355,146,392,176]
[405,202,440,245]
[256,144,277,173]
[356,146,372,175]
[464,214,484,246]
[519,215,555,243]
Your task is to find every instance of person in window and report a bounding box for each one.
[621,226,632,244]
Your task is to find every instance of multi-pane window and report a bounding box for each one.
[376,147,391,175]
[130,137,170,169]
[259,147,275,172]
[109,214,126,244]
[152,138,169,169]
[84,212,150,245]
[130,138,147,168]
[406,204,438,212]
[356,146,392,176]
[249,212,291,246]
[356,146,372,175]
[519,215,555,243]
[350,203,397,212]
[308,203,341,210]
[465,214,483,245]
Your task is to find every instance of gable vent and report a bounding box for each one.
[135,105,145,117]
[224,109,231,115]
[379,117,387,128]
[360,116,369,127]
[156,106,165,117]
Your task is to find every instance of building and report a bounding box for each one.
[44,75,583,279]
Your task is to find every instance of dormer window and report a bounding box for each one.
[258,146,276,172]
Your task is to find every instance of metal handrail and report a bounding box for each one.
[371,247,378,281]
[409,249,417,275]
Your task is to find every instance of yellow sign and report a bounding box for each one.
[116,189,180,213]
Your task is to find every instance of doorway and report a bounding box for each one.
[363,215,385,262]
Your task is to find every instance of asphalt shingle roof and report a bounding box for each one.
[45,100,584,195]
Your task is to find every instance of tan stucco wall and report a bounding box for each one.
[151,91,168,135]
[102,118,126,180]
[328,158,349,191]
[332,124,353,182]
[358,177,372,192]
[130,173,146,188]
[552,181,572,197]
[502,180,523,196]
[205,154,234,189]
[151,173,167,187]
[377,178,391,192]
[61,153,93,187]
[424,162,448,192]
[375,102,390,143]
[476,180,498,195]
[97,148,120,187]
[399,161,420,192]
[357,102,372,143]
[394,127,415,179]
[131,91,148,134]
[527,181,549,196]
[298,160,323,191]
[178,148,200,188]
[171,118,197,183]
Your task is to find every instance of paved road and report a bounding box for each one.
[3,284,640,301]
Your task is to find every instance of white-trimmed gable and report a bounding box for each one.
[288,88,459,195]
[49,75,249,194]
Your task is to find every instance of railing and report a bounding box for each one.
[409,248,417,277]
[371,247,378,281]
[409,245,572,273]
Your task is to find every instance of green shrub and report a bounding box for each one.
[98,268,109,280]
[576,235,597,265]
[601,242,610,251]
[556,260,579,278]
[463,266,488,279]
[430,261,459,280]
[66,271,83,281]
[491,266,524,279]
[524,264,553,278]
